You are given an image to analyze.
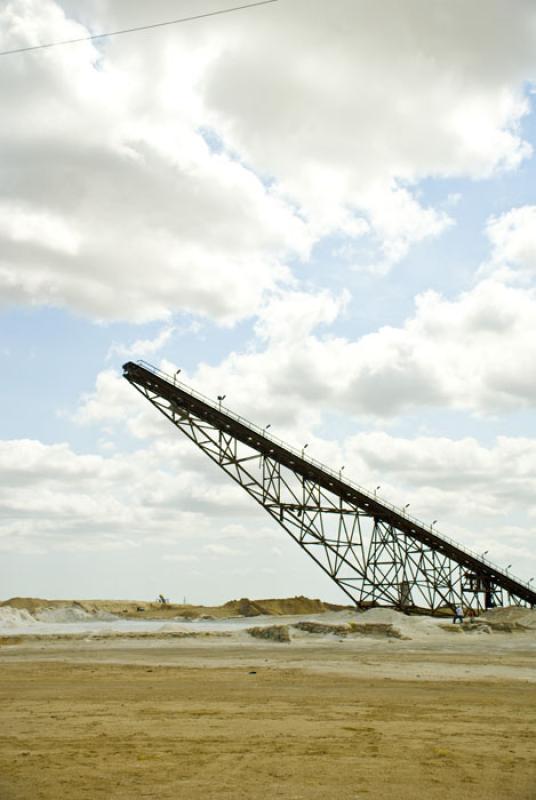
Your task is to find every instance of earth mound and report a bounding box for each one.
[2,595,351,621]
[246,625,290,642]
[1,597,50,613]
[223,598,268,617]
[293,621,350,636]
[480,606,536,629]
[292,618,409,639]
[348,622,408,639]
[224,595,350,616]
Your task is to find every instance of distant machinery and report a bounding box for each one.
[123,361,536,613]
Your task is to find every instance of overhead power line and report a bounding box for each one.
[0,0,280,57]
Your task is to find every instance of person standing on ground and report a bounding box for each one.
[453,604,464,624]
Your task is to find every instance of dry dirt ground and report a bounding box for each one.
[1,637,535,800]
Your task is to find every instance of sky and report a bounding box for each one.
[1,0,536,604]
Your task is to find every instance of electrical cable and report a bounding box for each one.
[0,0,280,57]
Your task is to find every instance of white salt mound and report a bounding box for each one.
[358,608,407,625]
[36,606,92,623]
[357,608,443,639]
[35,606,119,623]
[0,607,37,628]
[158,623,190,633]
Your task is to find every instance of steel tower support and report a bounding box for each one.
[123,361,536,613]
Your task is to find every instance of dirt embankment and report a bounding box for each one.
[223,595,350,616]
[0,595,352,620]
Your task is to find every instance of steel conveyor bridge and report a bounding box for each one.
[123,360,536,613]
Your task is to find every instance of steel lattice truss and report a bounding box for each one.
[123,361,536,613]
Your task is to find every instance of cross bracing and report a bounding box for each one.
[123,360,536,613]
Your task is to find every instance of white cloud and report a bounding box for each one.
[179,272,536,421]
[197,0,533,251]
[254,288,350,343]
[344,431,536,507]
[338,431,536,573]
[362,187,453,271]
[107,325,175,360]
[1,430,534,579]
[0,437,255,555]
[0,201,80,255]
[485,205,536,280]
[75,369,142,425]
[0,0,312,323]
[75,266,536,446]
[2,0,535,325]
[75,161,536,431]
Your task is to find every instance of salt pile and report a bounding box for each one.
[35,606,92,623]
[35,606,118,623]
[354,608,451,640]
[0,607,37,628]
[157,623,191,633]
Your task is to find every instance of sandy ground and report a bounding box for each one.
[1,623,535,800]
